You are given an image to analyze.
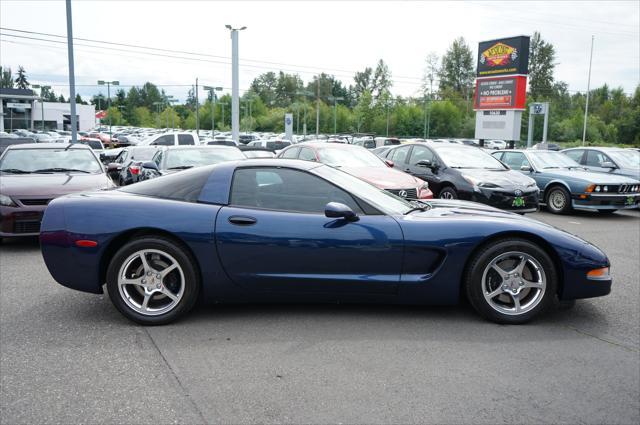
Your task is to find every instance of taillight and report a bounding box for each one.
[130,165,140,175]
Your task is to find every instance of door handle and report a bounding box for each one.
[228,216,257,226]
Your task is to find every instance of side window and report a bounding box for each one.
[501,152,530,169]
[298,148,316,161]
[388,146,411,164]
[153,150,163,166]
[152,135,174,146]
[178,134,195,145]
[230,167,362,214]
[115,151,128,164]
[564,150,584,163]
[409,146,434,165]
[280,147,300,159]
[585,150,609,167]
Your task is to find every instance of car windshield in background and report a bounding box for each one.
[130,147,159,160]
[317,148,385,168]
[607,150,640,169]
[313,165,412,216]
[528,151,581,169]
[165,148,245,169]
[82,140,103,150]
[0,148,102,173]
[435,147,507,169]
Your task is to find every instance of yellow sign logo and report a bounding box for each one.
[480,42,518,67]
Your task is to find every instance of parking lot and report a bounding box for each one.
[0,209,638,424]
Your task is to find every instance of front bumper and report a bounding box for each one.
[572,192,640,210]
[0,204,46,237]
[468,188,539,213]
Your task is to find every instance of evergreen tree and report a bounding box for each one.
[14,66,29,89]
[438,37,474,96]
[529,32,556,100]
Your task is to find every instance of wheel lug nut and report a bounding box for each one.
[141,279,146,284]
[147,271,151,276]
[519,281,524,286]
[156,274,161,279]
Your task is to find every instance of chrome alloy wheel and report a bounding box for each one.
[117,249,185,316]
[549,190,567,211]
[481,251,546,316]
[440,191,454,199]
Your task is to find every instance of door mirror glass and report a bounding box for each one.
[520,165,532,172]
[600,161,616,169]
[416,159,432,168]
[324,202,358,222]
[384,159,394,168]
[141,161,159,171]
[107,163,121,172]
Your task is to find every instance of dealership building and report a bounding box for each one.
[0,88,95,133]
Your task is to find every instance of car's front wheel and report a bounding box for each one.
[439,186,458,199]
[106,236,200,325]
[546,186,571,214]
[465,238,557,324]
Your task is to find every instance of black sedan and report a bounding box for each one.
[139,146,246,181]
[381,143,539,213]
[106,146,160,186]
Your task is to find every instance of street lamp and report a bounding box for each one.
[385,97,394,137]
[31,84,51,131]
[97,80,119,137]
[203,86,223,134]
[327,96,344,134]
[225,25,247,143]
[296,90,313,136]
[168,97,178,129]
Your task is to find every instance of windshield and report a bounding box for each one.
[164,148,245,169]
[314,165,412,215]
[130,147,158,160]
[529,151,581,169]
[0,148,102,173]
[607,150,640,169]
[317,147,386,168]
[435,147,507,169]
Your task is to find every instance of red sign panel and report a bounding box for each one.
[95,110,107,119]
[474,75,527,110]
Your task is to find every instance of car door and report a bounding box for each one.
[403,145,443,193]
[584,150,615,174]
[215,166,404,294]
[500,151,532,174]
[563,149,585,165]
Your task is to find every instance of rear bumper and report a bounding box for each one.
[572,193,640,210]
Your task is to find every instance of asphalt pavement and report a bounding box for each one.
[1,209,639,424]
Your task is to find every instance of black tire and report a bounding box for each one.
[545,186,572,214]
[465,238,558,324]
[106,236,200,325]
[597,209,617,214]
[439,186,458,200]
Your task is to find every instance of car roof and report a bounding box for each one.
[294,142,363,150]
[4,143,91,150]
[235,158,323,170]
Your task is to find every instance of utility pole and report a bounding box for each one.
[220,102,228,130]
[582,35,595,146]
[66,0,77,142]
[195,78,199,136]
[327,96,344,134]
[296,90,313,137]
[32,85,51,131]
[97,80,119,138]
[226,25,246,143]
[204,86,222,134]
[315,76,320,136]
[385,97,393,137]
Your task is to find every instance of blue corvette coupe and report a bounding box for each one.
[40,159,612,325]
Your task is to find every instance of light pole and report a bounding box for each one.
[32,84,51,131]
[327,96,344,134]
[66,0,78,142]
[152,101,163,128]
[296,90,313,136]
[97,80,119,137]
[168,98,178,129]
[203,86,222,134]
[164,95,175,129]
[219,102,229,130]
[582,35,595,146]
[226,25,246,143]
[385,98,393,137]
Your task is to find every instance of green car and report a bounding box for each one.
[492,150,640,214]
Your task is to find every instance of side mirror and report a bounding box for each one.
[324,202,359,222]
[384,159,394,168]
[107,163,122,172]
[600,161,616,169]
[416,159,433,168]
[141,161,159,171]
[520,165,533,172]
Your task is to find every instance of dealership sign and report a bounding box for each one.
[474,76,527,110]
[477,36,530,77]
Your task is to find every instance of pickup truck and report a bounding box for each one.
[140,132,201,146]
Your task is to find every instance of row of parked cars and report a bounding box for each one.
[1,126,638,241]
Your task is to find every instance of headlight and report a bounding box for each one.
[603,186,608,192]
[595,185,601,192]
[420,182,430,191]
[526,181,537,188]
[0,194,17,207]
[462,175,498,189]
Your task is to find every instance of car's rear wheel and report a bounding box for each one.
[546,186,571,214]
[106,236,200,325]
[465,238,557,324]
[439,186,458,199]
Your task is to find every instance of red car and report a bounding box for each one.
[277,142,433,200]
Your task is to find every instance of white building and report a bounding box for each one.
[1,88,95,132]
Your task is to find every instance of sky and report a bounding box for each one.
[1,0,638,103]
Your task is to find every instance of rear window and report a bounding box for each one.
[130,147,158,160]
[266,141,291,150]
[119,166,213,202]
[178,134,195,145]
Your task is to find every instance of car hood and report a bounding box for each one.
[539,168,639,184]
[456,168,534,188]
[0,173,113,197]
[415,199,528,218]
[340,166,422,189]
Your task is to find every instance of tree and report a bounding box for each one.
[185,87,197,110]
[250,72,278,106]
[0,66,13,88]
[57,94,66,103]
[438,37,474,96]
[528,32,556,100]
[75,94,87,105]
[14,66,29,89]
[372,59,392,100]
[351,67,373,105]
[421,52,439,98]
